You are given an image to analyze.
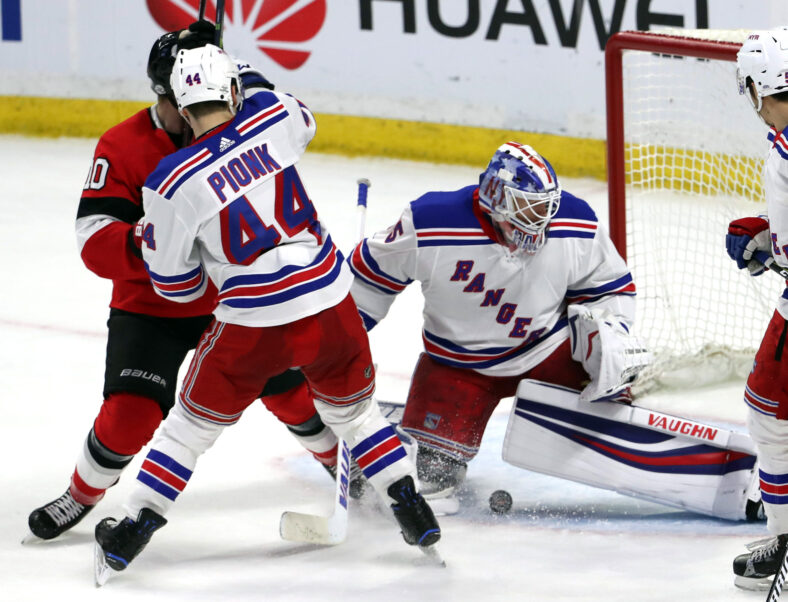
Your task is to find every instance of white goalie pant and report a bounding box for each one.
[503,380,759,521]
[747,409,788,534]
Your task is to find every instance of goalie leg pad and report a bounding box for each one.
[503,379,758,520]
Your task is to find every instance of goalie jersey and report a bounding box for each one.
[349,186,636,377]
[140,91,352,327]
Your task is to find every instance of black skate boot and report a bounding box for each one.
[28,489,94,540]
[387,475,441,547]
[417,447,467,498]
[95,508,167,571]
[733,534,788,590]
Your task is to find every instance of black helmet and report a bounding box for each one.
[147,22,218,99]
[147,30,180,97]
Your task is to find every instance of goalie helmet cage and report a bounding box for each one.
[605,29,784,392]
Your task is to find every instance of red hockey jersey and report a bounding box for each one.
[76,106,217,317]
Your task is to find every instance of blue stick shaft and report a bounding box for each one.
[356,178,371,242]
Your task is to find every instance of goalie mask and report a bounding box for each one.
[736,27,788,112]
[170,44,242,117]
[478,142,561,255]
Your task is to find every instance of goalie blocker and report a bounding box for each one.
[503,379,760,521]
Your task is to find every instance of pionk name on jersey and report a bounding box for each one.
[207,143,281,203]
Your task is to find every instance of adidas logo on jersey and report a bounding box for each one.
[219,137,236,152]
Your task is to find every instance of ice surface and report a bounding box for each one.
[0,136,766,601]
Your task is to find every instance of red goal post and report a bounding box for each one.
[603,29,782,392]
[606,31,741,260]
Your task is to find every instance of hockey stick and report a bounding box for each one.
[754,250,788,280]
[278,179,372,545]
[214,0,225,47]
[280,439,351,544]
[356,178,371,242]
[196,0,224,47]
[768,546,788,601]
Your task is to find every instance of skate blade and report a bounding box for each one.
[418,543,446,568]
[734,574,772,591]
[94,542,118,587]
[21,531,45,545]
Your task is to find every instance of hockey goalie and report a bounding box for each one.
[348,141,762,522]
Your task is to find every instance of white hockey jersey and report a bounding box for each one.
[349,186,636,377]
[764,128,788,319]
[140,91,352,327]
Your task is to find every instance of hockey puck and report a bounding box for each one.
[489,489,513,514]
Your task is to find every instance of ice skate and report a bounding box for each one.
[25,489,94,542]
[414,447,465,515]
[94,507,167,583]
[733,534,788,590]
[387,475,443,565]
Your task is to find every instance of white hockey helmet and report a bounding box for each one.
[737,27,788,111]
[478,142,561,255]
[170,44,241,116]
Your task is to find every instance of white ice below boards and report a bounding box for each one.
[1,135,767,601]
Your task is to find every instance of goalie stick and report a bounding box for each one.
[278,179,371,545]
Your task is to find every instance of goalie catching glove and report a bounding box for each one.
[726,216,771,276]
[568,305,651,402]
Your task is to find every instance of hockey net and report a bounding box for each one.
[606,29,784,393]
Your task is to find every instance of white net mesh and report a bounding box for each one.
[620,32,785,392]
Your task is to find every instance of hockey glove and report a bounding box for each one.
[236,60,275,91]
[177,20,216,51]
[568,305,651,402]
[726,216,771,276]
